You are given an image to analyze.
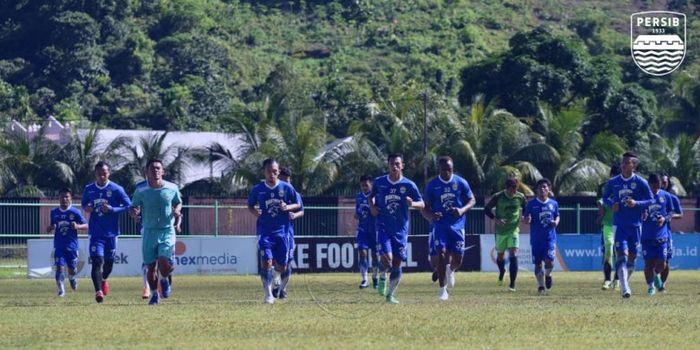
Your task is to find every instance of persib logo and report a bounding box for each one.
[631,11,686,76]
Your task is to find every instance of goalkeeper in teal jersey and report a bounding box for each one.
[130,159,182,305]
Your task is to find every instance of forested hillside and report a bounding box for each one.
[0,0,699,197]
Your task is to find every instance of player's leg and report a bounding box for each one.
[155,230,176,299]
[54,250,66,297]
[66,249,79,291]
[376,230,392,296]
[660,236,672,290]
[274,235,291,299]
[357,230,370,288]
[495,235,507,285]
[258,235,275,304]
[142,231,160,304]
[89,237,105,298]
[533,256,545,294]
[445,228,464,288]
[371,247,380,288]
[544,242,555,290]
[437,248,448,300]
[100,237,117,295]
[602,225,614,289]
[642,244,655,295]
[507,234,520,291]
[141,263,150,299]
[385,234,406,304]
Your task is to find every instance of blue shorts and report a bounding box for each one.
[614,225,640,253]
[89,236,117,261]
[642,241,668,261]
[356,228,377,251]
[377,229,408,262]
[259,234,290,266]
[531,242,556,265]
[428,227,437,257]
[434,226,466,256]
[54,248,78,270]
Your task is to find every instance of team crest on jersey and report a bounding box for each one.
[631,182,637,189]
[548,204,553,210]
[659,197,665,203]
[451,183,458,191]
[631,11,686,76]
[106,190,112,197]
[278,189,285,197]
[399,187,406,194]
[69,214,74,220]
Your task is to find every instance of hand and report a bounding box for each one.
[175,224,182,234]
[254,208,262,217]
[624,198,636,208]
[84,205,94,214]
[523,215,531,224]
[288,211,297,220]
[449,207,462,218]
[280,201,288,212]
[129,207,140,219]
[370,206,379,217]
[496,218,507,226]
[642,211,649,221]
[550,220,558,228]
[173,207,182,218]
[612,202,620,213]
[656,215,666,227]
[70,222,78,230]
[46,225,55,234]
[432,212,443,221]
[100,203,111,214]
[406,197,414,207]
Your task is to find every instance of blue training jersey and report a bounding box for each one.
[602,174,654,227]
[642,189,674,241]
[81,181,131,238]
[287,191,303,239]
[423,174,473,232]
[248,180,299,237]
[524,197,559,247]
[667,193,682,233]
[355,191,376,235]
[51,206,86,251]
[370,175,422,236]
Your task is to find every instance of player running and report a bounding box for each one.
[48,188,88,297]
[641,173,674,296]
[524,178,559,295]
[273,166,303,299]
[485,178,526,292]
[247,158,300,304]
[657,173,683,292]
[602,152,654,298]
[81,161,131,303]
[422,156,475,301]
[355,175,380,289]
[369,153,424,304]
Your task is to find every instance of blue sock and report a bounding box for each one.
[387,266,402,295]
[55,270,65,283]
[616,255,629,292]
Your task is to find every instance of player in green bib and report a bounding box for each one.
[597,164,621,290]
[130,159,182,305]
[485,178,526,291]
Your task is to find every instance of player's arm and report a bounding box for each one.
[595,199,605,225]
[453,195,476,217]
[601,182,617,211]
[551,203,560,228]
[368,180,379,217]
[522,201,531,224]
[247,187,261,217]
[72,211,89,231]
[106,187,132,214]
[289,192,304,220]
[406,183,424,209]
[671,196,683,219]
[627,181,654,208]
[129,190,143,219]
[484,195,498,220]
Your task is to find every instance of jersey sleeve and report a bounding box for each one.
[523,200,531,218]
[296,192,304,211]
[602,181,614,208]
[81,186,90,209]
[172,188,182,206]
[461,179,474,201]
[75,209,87,224]
[247,186,259,208]
[131,189,143,208]
[671,195,683,215]
[636,179,655,208]
[553,200,560,219]
[409,181,422,202]
[112,185,132,214]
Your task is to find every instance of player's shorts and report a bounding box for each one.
[613,225,640,254]
[54,248,78,270]
[434,226,466,256]
[142,228,176,265]
[356,228,378,251]
[89,236,117,261]
[428,226,437,257]
[601,225,614,264]
[495,233,519,253]
[531,242,556,265]
[667,234,674,260]
[642,240,668,261]
[377,229,408,262]
[259,233,290,266]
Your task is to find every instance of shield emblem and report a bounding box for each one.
[631,11,686,76]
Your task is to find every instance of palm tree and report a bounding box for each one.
[643,133,700,196]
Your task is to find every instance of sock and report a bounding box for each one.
[616,256,629,292]
[371,258,379,279]
[280,266,292,292]
[91,257,103,292]
[497,259,506,280]
[261,267,273,298]
[142,265,149,288]
[508,256,518,288]
[379,260,389,280]
[102,260,114,280]
[534,265,544,288]
[359,258,369,281]
[55,270,65,288]
[386,266,402,296]
[603,262,612,281]
[627,262,635,280]
[68,272,76,282]
[272,269,281,286]
[545,267,552,277]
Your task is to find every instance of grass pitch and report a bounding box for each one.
[1,271,700,349]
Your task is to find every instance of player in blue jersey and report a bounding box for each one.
[248,158,300,304]
[81,161,131,303]
[523,178,559,295]
[422,156,475,301]
[641,174,675,296]
[272,166,303,299]
[130,159,182,305]
[602,152,654,298]
[48,188,88,297]
[355,175,380,289]
[369,154,424,304]
[657,173,684,292]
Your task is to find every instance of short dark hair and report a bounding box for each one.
[505,178,519,189]
[536,178,551,188]
[94,161,110,171]
[58,187,72,195]
[648,173,661,184]
[280,167,292,177]
[146,159,163,168]
[262,158,278,169]
[387,153,403,162]
[360,175,373,182]
[438,156,453,166]
[622,151,638,159]
[610,164,621,177]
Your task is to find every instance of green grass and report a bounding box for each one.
[2,272,700,349]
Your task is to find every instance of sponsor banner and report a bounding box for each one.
[28,236,257,278]
[481,233,700,272]
[290,235,480,273]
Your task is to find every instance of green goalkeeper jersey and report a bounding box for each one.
[486,190,526,235]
